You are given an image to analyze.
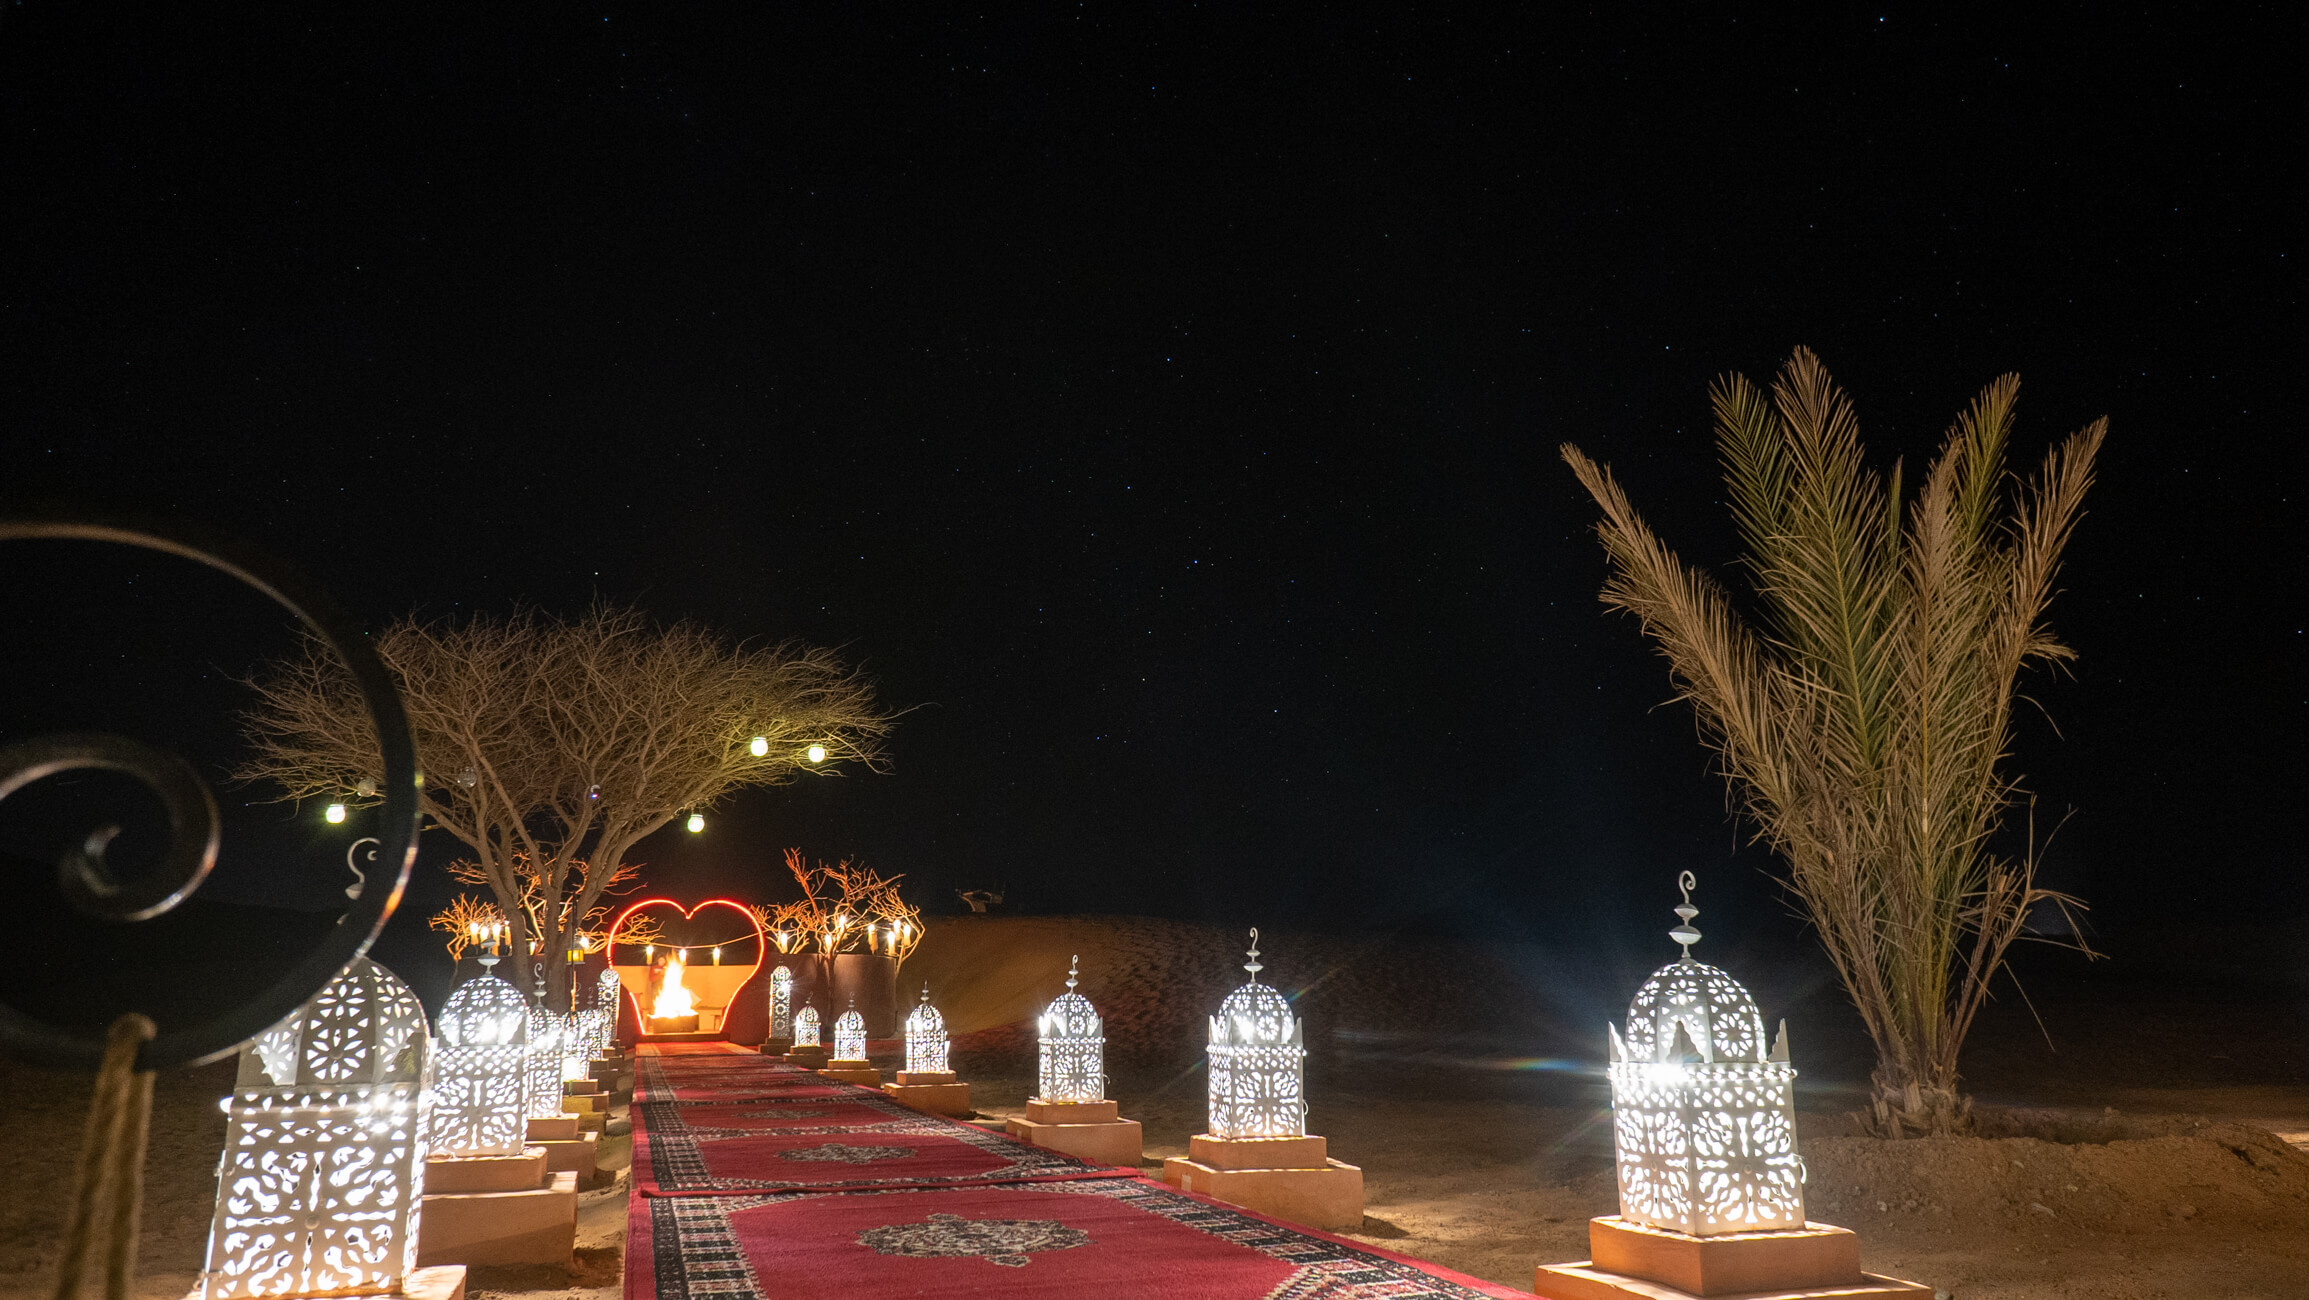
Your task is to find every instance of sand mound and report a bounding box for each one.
[901,914,1551,1067]
[1806,1119,2309,1234]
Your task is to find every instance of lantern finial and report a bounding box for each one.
[1670,870,1701,958]
[1066,954,1079,993]
[1244,927,1263,980]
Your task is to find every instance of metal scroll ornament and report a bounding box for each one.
[0,516,421,1071]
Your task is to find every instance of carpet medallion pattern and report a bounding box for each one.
[856,1211,1093,1267]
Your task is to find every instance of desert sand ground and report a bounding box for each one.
[4,914,2306,1298]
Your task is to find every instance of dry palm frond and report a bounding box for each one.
[1564,347,2105,1136]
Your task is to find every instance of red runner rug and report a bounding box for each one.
[637,1092,936,1132]
[633,1113,1134,1195]
[625,1175,1533,1299]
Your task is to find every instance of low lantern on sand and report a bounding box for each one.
[1162,930,1363,1231]
[1535,874,1932,1300]
[784,1002,828,1068]
[821,1000,882,1084]
[1005,955,1141,1164]
[884,985,973,1117]
[200,957,433,1300]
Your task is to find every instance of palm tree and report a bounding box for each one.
[1561,348,2106,1136]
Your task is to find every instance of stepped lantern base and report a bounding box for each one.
[418,1148,579,1268]
[819,1058,882,1085]
[1005,1098,1142,1166]
[1535,1218,1933,1300]
[783,1043,829,1068]
[885,1070,973,1117]
[1161,1133,1364,1233]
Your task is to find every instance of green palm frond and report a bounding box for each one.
[1564,349,2104,1136]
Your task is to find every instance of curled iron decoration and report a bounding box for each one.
[0,515,421,1071]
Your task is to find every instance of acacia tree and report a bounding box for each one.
[1561,348,2105,1137]
[240,603,895,1009]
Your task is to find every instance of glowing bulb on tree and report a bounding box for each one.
[686,811,706,833]
[749,735,769,756]
[324,802,347,824]
[806,744,827,763]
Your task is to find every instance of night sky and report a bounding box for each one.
[2,6,2300,967]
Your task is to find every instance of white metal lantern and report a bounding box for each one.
[593,965,622,1057]
[1207,929,1306,1139]
[833,1003,868,1061]
[770,964,794,1039]
[1608,873,1804,1236]
[200,956,432,1300]
[1035,955,1105,1104]
[428,962,531,1156]
[524,1002,570,1120]
[904,985,950,1074]
[794,1003,821,1048]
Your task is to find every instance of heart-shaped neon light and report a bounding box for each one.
[605,897,768,1035]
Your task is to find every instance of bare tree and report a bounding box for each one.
[239,603,896,1009]
[750,847,924,971]
[1562,349,2104,1137]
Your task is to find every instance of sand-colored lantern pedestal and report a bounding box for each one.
[820,1058,883,1085]
[185,1265,468,1300]
[884,1070,974,1117]
[418,1148,578,1267]
[1535,1218,1933,1300]
[760,1036,794,1057]
[524,1115,601,1181]
[1005,1099,1143,1166]
[1161,1134,1364,1232]
[783,1044,829,1068]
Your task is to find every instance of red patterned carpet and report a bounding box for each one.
[624,1044,1533,1299]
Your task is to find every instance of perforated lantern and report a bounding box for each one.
[794,1003,821,1048]
[904,986,950,1074]
[1035,955,1106,1104]
[1608,874,1804,1236]
[524,1002,571,1120]
[833,1003,868,1061]
[770,964,795,1039]
[593,966,622,1057]
[1207,929,1307,1139]
[427,963,531,1156]
[200,956,432,1300]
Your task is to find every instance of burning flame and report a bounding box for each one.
[652,953,697,1019]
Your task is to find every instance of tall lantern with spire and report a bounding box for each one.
[1537,876,1931,1300]
[821,998,882,1084]
[1207,929,1307,1139]
[1160,930,1362,1233]
[1004,955,1142,1164]
[1608,872,1804,1236]
[1035,955,1104,1104]
[903,985,950,1075]
[885,985,973,1117]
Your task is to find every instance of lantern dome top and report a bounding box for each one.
[906,985,946,1036]
[1040,955,1102,1040]
[1618,875,1766,1064]
[243,955,427,1088]
[439,972,531,1048]
[1212,929,1299,1048]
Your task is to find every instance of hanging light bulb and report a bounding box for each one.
[324,803,348,824]
[686,812,706,833]
[749,736,769,757]
[806,744,827,763]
